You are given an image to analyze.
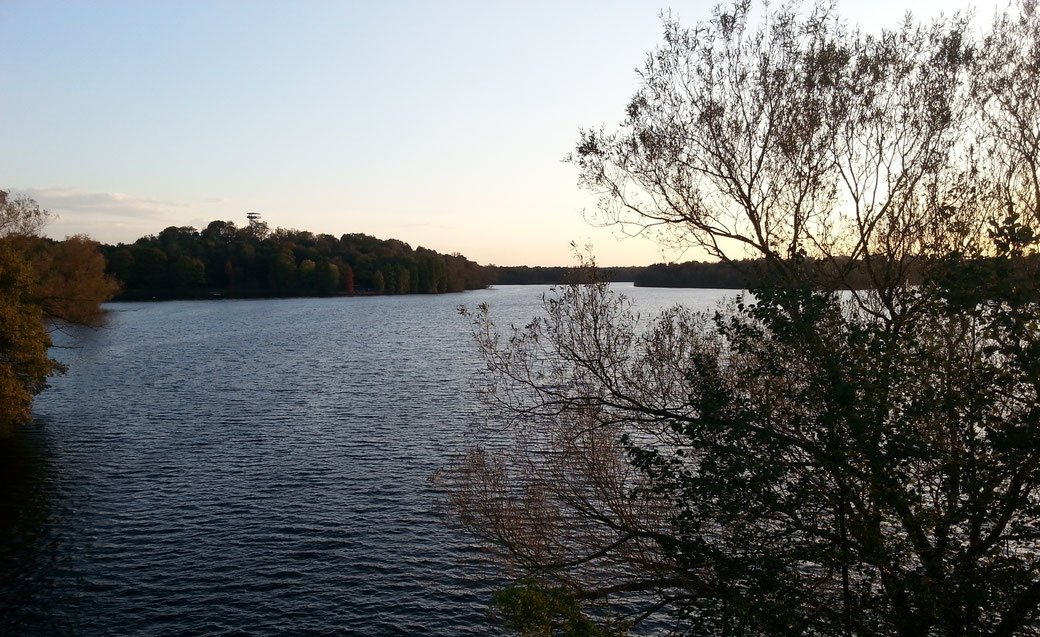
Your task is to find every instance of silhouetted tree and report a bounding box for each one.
[103,222,488,298]
[447,2,1040,634]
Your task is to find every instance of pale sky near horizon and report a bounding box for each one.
[0,0,1006,266]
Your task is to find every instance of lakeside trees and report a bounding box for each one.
[102,222,490,298]
[489,265,645,285]
[447,2,1040,635]
[635,260,751,289]
[0,237,59,435]
[0,192,116,436]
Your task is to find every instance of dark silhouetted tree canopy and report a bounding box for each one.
[102,221,490,299]
[446,1,1040,635]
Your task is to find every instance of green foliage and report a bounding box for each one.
[0,239,62,435]
[493,584,626,637]
[102,222,490,299]
[370,269,385,294]
[316,262,340,294]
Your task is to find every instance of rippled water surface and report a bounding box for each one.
[1,284,731,636]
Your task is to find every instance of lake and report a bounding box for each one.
[1,284,735,636]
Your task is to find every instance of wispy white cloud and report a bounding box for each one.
[20,187,183,220]
[11,187,240,243]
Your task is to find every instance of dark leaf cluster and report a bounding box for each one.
[101,220,491,299]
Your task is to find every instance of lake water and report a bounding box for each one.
[1,284,734,636]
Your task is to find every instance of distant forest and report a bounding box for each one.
[490,262,748,288]
[97,219,821,301]
[102,220,490,300]
[634,256,1040,295]
[112,218,1031,299]
[634,261,750,288]
[488,265,644,285]
[495,256,1040,294]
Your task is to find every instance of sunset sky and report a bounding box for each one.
[0,0,1004,266]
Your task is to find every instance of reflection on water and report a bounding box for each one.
[1,284,732,636]
[0,418,78,635]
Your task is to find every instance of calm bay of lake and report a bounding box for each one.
[1,283,734,636]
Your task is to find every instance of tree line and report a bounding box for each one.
[0,202,497,436]
[108,224,1039,297]
[101,220,491,299]
[488,265,643,285]
[633,260,750,288]
[634,256,1040,293]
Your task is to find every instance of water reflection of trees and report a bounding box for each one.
[0,420,62,632]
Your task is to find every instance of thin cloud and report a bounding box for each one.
[7,187,238,243]
[20,187,183,219]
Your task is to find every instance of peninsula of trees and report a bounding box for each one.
[101,220,491,299]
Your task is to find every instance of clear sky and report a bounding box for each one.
[0,0,1005,266]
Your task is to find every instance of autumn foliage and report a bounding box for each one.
[0,191,117,435]
[0,240,60,435]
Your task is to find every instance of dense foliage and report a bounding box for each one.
[634,256,1040,292]
[0,239,60,435]
[447,1,1040,635]
[634,260,750,289]
[0,191,116,436]
[489,265,643,285]
[102,220,490,299]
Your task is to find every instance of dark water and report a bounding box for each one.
[1,284,730,636]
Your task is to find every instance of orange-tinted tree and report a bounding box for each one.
[30,235,119,325]
[339,263,355,295]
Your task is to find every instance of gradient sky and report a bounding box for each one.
[0,0,1004,266]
